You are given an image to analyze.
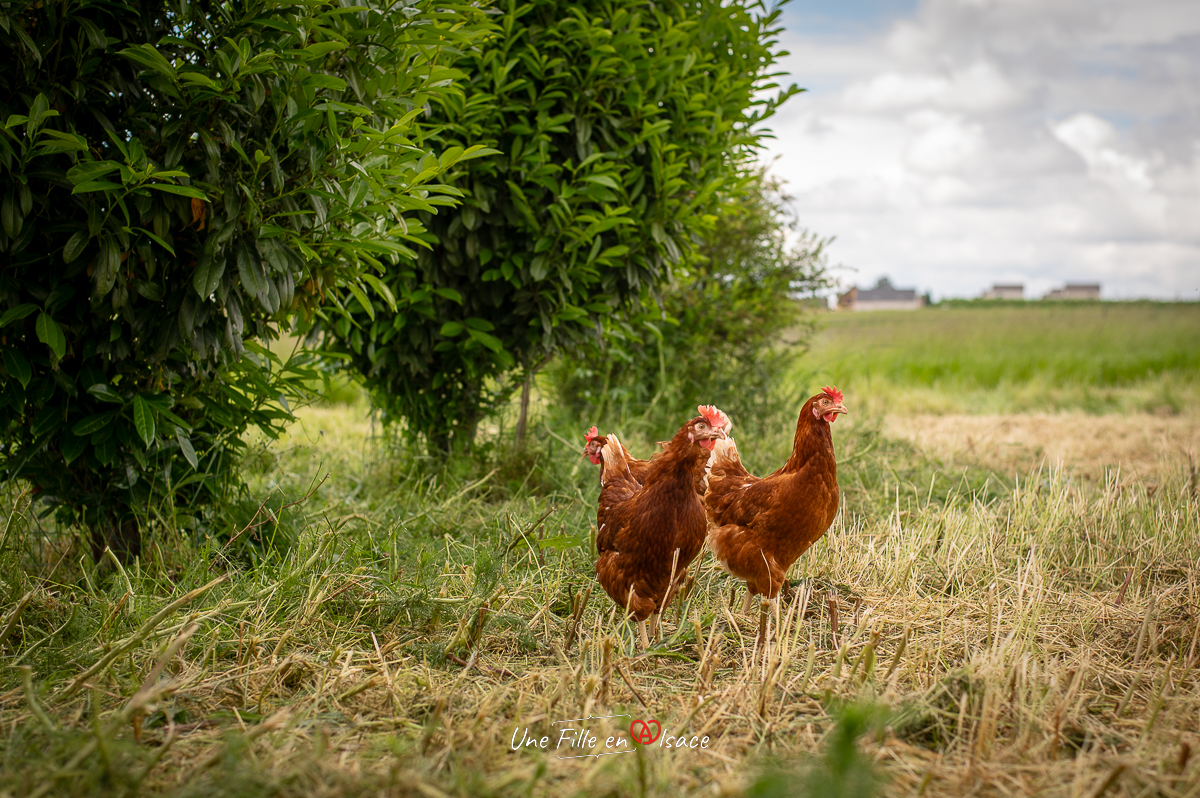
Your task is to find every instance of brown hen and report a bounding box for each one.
[704,387,848,613]
[594,408,728,647]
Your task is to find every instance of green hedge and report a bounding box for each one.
[0,0,489,557]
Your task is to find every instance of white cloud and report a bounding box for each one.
[924,175,975,204]
[906,112,984,173]
[761,0,1200,300]
[1051,113,1153,191]
[845,61,1019,112]
[845,72,947,110]
[943,61,1022,111]
[1050,112,1169,225]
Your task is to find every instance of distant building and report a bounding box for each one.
[1044,283,1101,300]
[981,283,1024,300]
[838,277,925,311]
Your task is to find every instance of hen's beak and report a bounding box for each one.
[821,402,849,423]
[690,428,726,447]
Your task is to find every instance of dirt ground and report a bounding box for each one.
[884,411,1200,482]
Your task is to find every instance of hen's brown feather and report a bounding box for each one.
[589,433,707,494]
[594,422,714,621]
[704,394,843,600]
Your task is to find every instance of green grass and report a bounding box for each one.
[1,303,1199,797]
[800,302,1200,415]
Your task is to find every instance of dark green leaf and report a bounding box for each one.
[71,180,124,194]
[1,194,19,238]
[581,174,621,190]
[60,433,88,464]
[0,304,38,327]
[77,18,109,50]
[304,73,347,91]
[87,383,124,404]
[175,426,199,469]
[94,436,116,465]
[93,238,120,297]
[118,44,177,79]
[73,411,116,436]
[302,41,347,59]
[32,406,63,438]
[347,282,374,321]
[132,395,155,448]
[3,348,31,389]
[236,241,267,298]
[35,313,66,360]
[467,328,504,352]
[148,183,206,199]
[132,227,175,256]
[63,230,89,263]
[193,251,225,298]
[360,274,397,312]
[66,160,122,185]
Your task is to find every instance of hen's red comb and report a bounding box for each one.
[584,426,599,443]
[822,385,844,404]
[698,404,730,430]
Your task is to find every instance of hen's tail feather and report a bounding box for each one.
[700,441,719,493]
[713,436,738,462]
[711,436,747,472]
[600,434,635,486]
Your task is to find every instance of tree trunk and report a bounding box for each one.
[429,386,483,455]
[90,513,141,565]
[458,408,480,452]
[514,372,533,452]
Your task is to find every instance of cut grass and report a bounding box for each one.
[883,412,1200,482]
[1,302,1198,796]
[1,393,1198,797]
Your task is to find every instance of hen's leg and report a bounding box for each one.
[742,575,767,614]
[755,598,771,652]
[622,584,656,651]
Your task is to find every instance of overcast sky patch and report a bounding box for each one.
[762,0,1200,300]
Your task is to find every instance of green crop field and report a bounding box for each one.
[1,303,1198,798]
[801,302,1200,415]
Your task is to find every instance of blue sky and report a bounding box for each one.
[759,0,1200,300]
[780,0,919,36]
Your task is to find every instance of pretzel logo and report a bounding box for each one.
[629,719,661,745]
